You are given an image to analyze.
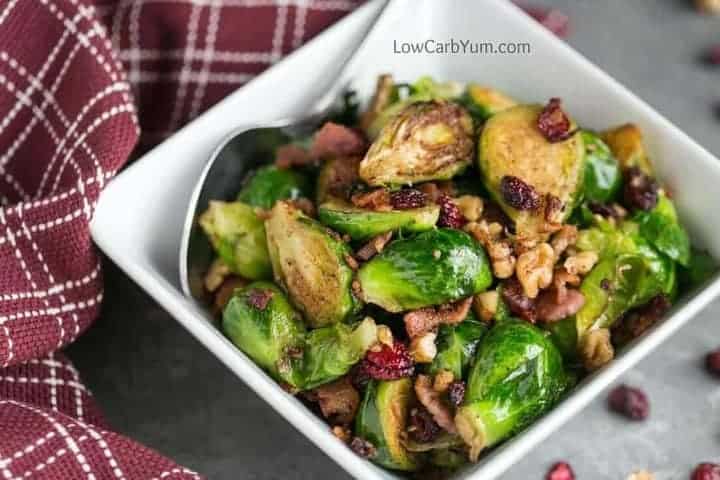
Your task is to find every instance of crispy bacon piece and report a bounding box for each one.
[311,122,367,159]
[311,377,360,425]
[275,144,314,169]
[355,231,393,262]
[350,188,392,211]
[403,297,473,338]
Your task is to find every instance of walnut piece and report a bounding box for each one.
[515,243,555,298]
[410,332,438,363]
[414,375,456,433]
[433,370,455,393]
[376,325,394,347]
[466,220,516,279]
[564,251,599,276]
[550,225,578,258]
[404,297,473,338]
[204,258,231,292]
[454,195,484,222]
[536,288,585,323]
[580,328,615,371]
[473,290,499,322]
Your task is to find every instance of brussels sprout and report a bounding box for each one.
[222,282,306,387]
[460,84,517,122]
[601,123,653,174]
[265,201,362,327]
[357,229,493,312]
[199,200,272,280]
[366,76,463,139]
[634,194,690,266]
[355,379,423,471]
[302,317,377,389]
[317,199,440,241]
[359,100,474,187]
[680,249,717,289]
[580,131,621,204]
[478,104,585,240]
[316,156,361,205]
[429,449,467,470]
[428,313,488,379]
[237,165,312,209]
[455,321,570,460]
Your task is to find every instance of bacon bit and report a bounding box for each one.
[414,375,456,433]
[275,144,314,169]
[288,197,316,217]
[355,231,393,262]
[546,461,575,480]
[390,188,427,210]
[246,288,274,310]
[537,98,575,143]
[437,194,467,229]
[343,253,359,271]
[500,175,541,211]
[349,437,377,459]
[311,377,360,425]
[350,188,392,211]
[501,278,537,322]
[213,277,247,315]
[403,297,473,338]
[408,407,441,442]
[311,122,367,159]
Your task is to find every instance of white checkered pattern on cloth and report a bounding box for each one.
[0,0,361,478]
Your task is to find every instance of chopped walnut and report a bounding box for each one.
[404,297,473,338]
[473,290,499,322]
[515,243,555,298]
[564,251,599,276]
[355,231,393,261]
[550,225,578,258]
[332,425,352,443]
[454,195,484,222]
[414,375,456,433]
[536,288,585,323]
[552,267,581,303]
[580,328,615,371]
[350,188,392,211]
[410,332,438,363]
[433,370,455,393]
[627,470,655,480]
[376,325,394,347]
[466,220,516,279]
[343,253,359,271]
[204,258,231,292]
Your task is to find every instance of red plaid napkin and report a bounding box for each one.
[0,1,361,478]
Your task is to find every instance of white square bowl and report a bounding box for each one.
[90,1,720,478]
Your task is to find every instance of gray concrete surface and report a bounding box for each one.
[67,1,720,478]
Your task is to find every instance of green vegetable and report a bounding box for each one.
[360,100,474,187]
[222,282,306,387]
[302,317,377,389]
[455,321,570,460]
[355,379,422,471]
[198,200,271,279]
[237,165,312,209]
[428,314,488,379]
[680,249,717,288]
[265,201,361,327]
[357,229,493,312]
[317,199,439,241]
[634,194,690,266]
[601,123,653,174]
[429,449,467,470]
[478,104,585,239]
[580,131,621,203]
[460,84,517,122]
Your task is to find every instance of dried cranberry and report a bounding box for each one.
[704,45,720,66]
[246,288,273,310]
[349,437,377,459]
[448,381,466,407]
[501,278,537,323]
[546,462,575,480]
[360,342,415,380]
[607,384,649,420]
[390,188,427,210]
[500,176,541,211]
[623,167,659,211]
[692,463,720,480]
[437,194,467,229]
[408,407,441,442]
[705,350,720,377]
[537,98,575,143]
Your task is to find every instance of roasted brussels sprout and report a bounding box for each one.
[428,313,488,379]
[455,321,570,460]
[318,199,439,241]
[265,201,362,327]
[601,123,653,174]
[199,200,272,280]
[222,282,306,387]
[237,165,312,209]
[478,104,585,240]
[460,84,517,122]
[302,317,377,389]
[580,130,621,204]
[355,378,423,471]
[359,100,474,187]
[634,194,690,266]
[357,229,493,312]
[680,249,717,289]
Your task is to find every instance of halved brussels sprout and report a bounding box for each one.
[222,282,306,387]
[461,84,517,122]
[237,164,312,209]
[478,104,585,240]
[199,200,272,280]
[317,199,440,241]
[359,100,474,187]
[428,313,488,379]
[580,130,621,204]
[357,228,493,312]
[601,123,653,174]
[355,378,423,471]
[455,321,570,460]
[634,194,690,266]
[265,201,361,327]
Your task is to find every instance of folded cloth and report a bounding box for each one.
[0,1,361,478]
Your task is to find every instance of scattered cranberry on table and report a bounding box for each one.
[546,461,575,480]
[692,463,720,480]
[607,384,650,421]
[705,349,720,377]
